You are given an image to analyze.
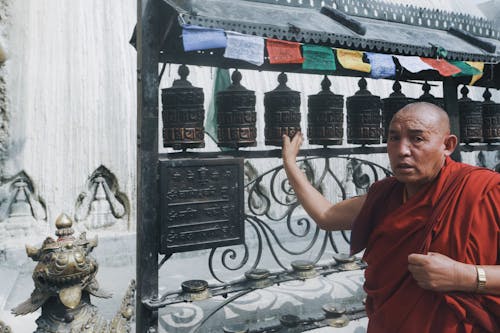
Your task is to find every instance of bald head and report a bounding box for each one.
[392,102,451,136]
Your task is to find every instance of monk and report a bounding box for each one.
[282,102,500,332]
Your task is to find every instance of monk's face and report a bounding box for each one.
[387,103,456,192]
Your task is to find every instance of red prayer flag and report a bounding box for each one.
[420,58,461,77]
[266,38,304,64]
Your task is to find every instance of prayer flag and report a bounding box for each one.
[420,58,461,77]
[450,61,483,77]
[223,32,264,66]
[466,61,485,85]
[182,24,227,52]
[366,53,396,79]
[266,38,304,64]
[394,55,434,73]
[301,45,336,71]
[205,68,231,143]
[336,49,371,73]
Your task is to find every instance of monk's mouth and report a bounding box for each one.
[396,164,415,172]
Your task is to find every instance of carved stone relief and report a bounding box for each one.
[0,171,47,240]
[74,165,129,231]
[0,319,12,333]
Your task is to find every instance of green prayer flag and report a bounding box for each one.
[450,61,482,77]
[205,68,231,143]
[302,45,336,71]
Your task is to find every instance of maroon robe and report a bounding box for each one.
[350,157,500,332]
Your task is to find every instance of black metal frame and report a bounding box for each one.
[136,1,500,332]
[148,155,388,332]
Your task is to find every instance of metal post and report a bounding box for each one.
[137,0,161,331]
[443,77,461,162]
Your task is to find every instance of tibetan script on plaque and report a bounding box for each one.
[159,158,244,254]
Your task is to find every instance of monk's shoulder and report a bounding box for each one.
[454,163,500,200]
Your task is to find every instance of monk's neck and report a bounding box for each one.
[404,178,436,199]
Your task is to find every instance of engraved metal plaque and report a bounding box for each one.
[159,158,244,254]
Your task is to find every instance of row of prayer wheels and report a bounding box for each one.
[161,65,500,150]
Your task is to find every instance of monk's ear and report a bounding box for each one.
[443,134,458,156]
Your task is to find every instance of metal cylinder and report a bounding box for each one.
[418,81,444,109]
[346,78,381,145]
[161,65,205,150]
[216,70,257,148]
[307,76,344,146]
[264,72,301,147]
[381,81,413,143]
[458,85,483,143]
[482,88,500,143]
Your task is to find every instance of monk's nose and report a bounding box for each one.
[396,140,411,156]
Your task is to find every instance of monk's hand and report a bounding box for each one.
[408,252,467,292]
[282,132,303,167]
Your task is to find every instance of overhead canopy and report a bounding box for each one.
[147,0,500,86]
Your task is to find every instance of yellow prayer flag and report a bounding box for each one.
[466,61,484,85]
[337,49,371,73]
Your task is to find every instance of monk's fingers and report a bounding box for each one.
[408,265,435,288]
[427,252,451,261]
[408,263,425,275]
[282,134,291,146]
[408,253,428,266]
[291,131,303,145]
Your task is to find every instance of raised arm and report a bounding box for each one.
[282,133,365,231]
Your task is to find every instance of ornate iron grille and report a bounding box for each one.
[150,156,391,332]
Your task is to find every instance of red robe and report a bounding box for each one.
[350,157,500,333]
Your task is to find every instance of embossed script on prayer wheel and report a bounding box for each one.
[482,88,500,143]
[381,81,413,143]
[307,76,344,146]
[216,69,257,148]
[161,64,205,150]
[418,81,445,109]
[264,72,301,146]
[346,78,381,145]
[458,85,483,143]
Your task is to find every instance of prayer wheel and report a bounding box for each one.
[418,81,444,109]
[307,76,344,146]
[346,78,381,145]
[482,88,500,143]
[458,85,483,143]
[161,65,205,150]
[216,70,257,148]
[264,72,301,146]
[381,81,413,143]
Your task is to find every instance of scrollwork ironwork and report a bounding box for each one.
[207,156,391,283]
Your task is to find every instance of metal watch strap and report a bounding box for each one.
[476,266,486,292]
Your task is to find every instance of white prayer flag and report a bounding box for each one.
[394,55,434,73]
[223,31,264,66]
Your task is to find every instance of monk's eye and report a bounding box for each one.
[388,135,399,142]
[413,136,424,143]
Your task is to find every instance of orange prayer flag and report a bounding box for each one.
[420,58,461,77]
[466,61,485,85]
[336,49,371,73]
[266,38,304,64]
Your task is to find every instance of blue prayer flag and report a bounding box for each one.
[182,24,227,52]
[366,53,396,79]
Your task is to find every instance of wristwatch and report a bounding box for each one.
[476,266,486,292]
